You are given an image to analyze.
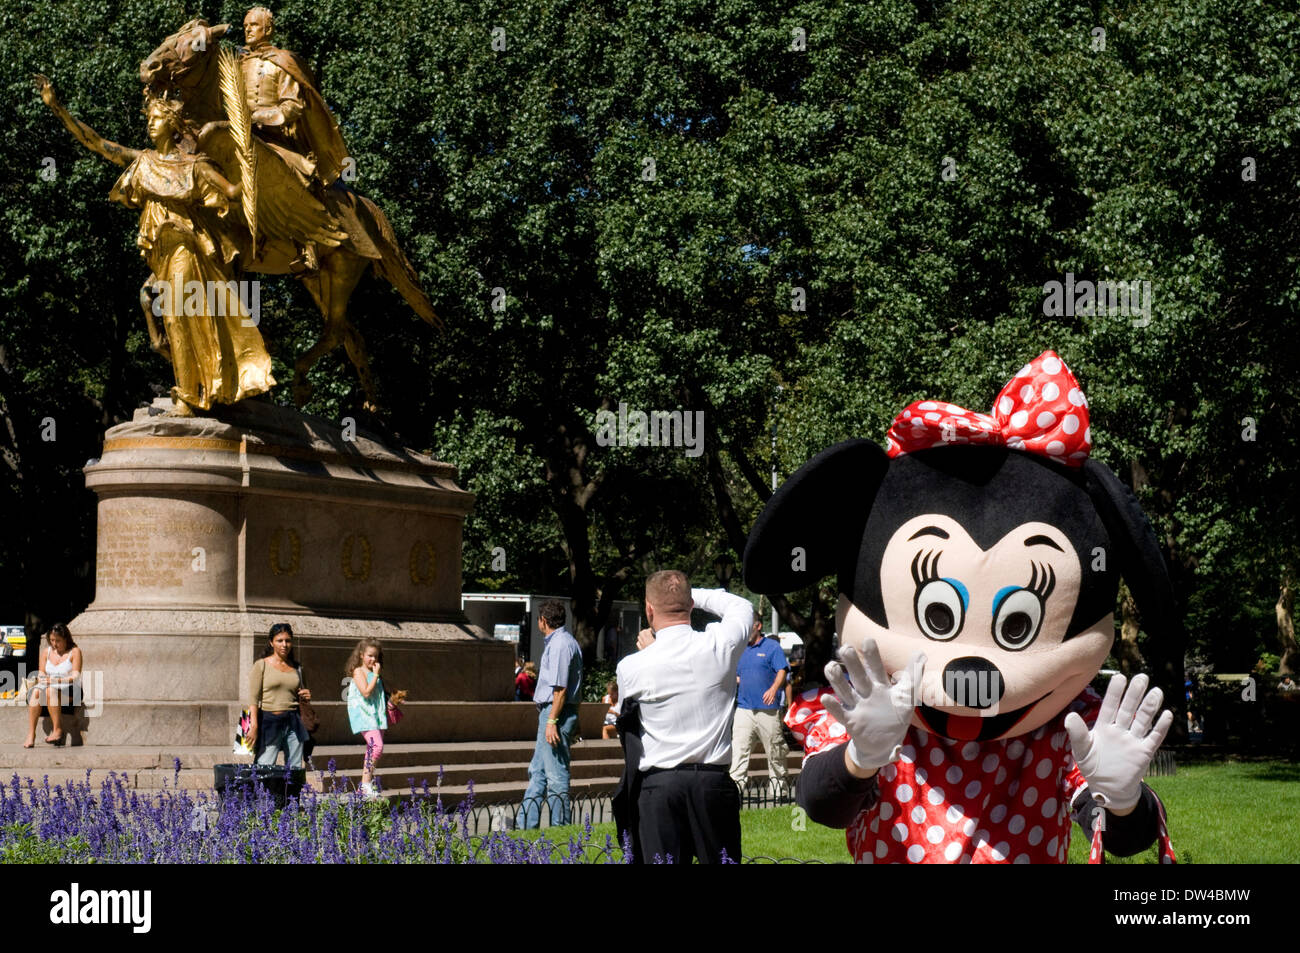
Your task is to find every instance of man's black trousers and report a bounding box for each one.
[636,765,741,864]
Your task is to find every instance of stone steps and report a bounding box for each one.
[350,757,628,787]
[312,738,624,769]
[303,742,800,802]
[0,700,612,747]
[0,738,803,804]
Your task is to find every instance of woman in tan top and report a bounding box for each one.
[248,623,312,768]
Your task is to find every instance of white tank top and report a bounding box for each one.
[46,652,73,676]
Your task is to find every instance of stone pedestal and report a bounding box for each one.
[68,398,512,746]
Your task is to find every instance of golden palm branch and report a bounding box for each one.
[217,46,257,246]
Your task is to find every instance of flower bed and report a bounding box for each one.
[0,760,629,864]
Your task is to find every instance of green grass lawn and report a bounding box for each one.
[524,760,1300,863]
[1101,759,1300,865]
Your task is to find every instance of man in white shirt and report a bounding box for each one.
[615,570,755,863]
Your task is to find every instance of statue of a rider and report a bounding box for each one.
[240,6,349,273]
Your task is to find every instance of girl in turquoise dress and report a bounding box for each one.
[345,638,387,798]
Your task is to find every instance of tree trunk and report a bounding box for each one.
[1115,582,1146,676]
[553,490,601,651]
[1277,567,1297,676]
[772,587,836,680]
[543,422,604,652]
[1125,457,1186,742]
[704,422,838,681]
[0,343,49,637]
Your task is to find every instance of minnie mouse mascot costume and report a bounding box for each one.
[744,351,1176,863]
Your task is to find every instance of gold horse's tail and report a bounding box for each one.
[357,193,444,331]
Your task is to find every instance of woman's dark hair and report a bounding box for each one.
[47,623,76,652]
[261,622,297,661]
[344,638,384,678]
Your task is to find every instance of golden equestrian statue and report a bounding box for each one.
[35,8,441,416]
[33,77,276,415]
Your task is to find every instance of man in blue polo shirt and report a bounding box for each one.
[516,600,583,829]
[729,619,790,793]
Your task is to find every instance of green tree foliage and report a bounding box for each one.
[1,0,1295,711]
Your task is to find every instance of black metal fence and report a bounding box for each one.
[456,836,829,864]
[373,752,1176,833]
[320,751,1172,844]
[432,777,797,834]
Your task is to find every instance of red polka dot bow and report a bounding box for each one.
[885,350,1092,467]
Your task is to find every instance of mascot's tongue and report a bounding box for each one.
[945,713,984,741]
[921,694,1048,741]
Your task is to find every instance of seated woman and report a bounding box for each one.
[602,680,620,739]
[24,623,82,747]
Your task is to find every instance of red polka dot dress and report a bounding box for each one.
[787,688,1101,864]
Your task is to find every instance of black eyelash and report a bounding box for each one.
[911,550,942,587]
[1027,562,1056,599]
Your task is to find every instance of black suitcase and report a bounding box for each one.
[214,763,306,808]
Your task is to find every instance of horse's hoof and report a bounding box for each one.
[166,390,197,417]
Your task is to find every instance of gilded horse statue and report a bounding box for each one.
[42,16,441,414]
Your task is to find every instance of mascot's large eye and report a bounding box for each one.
[992,589,1044,650]
[911,550,966,641]
[915,580,966,641]
[992,562,1055,650]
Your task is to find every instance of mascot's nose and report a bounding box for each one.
[942,657,1005,709]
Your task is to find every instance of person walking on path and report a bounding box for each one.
[516,601,582,829]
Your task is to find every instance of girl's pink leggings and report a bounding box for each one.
[362,729,384,767]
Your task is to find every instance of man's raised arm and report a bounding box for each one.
[691,588,755,652]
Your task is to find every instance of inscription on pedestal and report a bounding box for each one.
[96,503,224,590]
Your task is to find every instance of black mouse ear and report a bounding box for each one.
[1082,459,1177,639]
[743,439,889,594]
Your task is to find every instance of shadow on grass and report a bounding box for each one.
[1239,761,1300,783]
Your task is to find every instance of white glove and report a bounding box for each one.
[822,640,925,772]
[1065,672,1173,812]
